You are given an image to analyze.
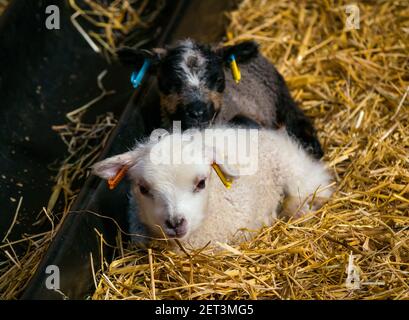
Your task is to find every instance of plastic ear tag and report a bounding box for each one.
[108,166,129,190]
[229,54,241,84]
[130,59,150,89]
[211,163,233,189]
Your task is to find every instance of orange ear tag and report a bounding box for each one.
[211,163,233,189]
[108,166,129,190]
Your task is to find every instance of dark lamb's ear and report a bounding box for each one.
[116,47,167,71]
[217,40,259,65]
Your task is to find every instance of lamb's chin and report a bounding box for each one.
[162,229,188,240]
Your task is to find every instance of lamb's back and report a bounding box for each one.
[183,130,290,249]
[217,55,288,127]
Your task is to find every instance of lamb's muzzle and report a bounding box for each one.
[164,216,187,238]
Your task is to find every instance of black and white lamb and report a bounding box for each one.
[92,126,333,250]
[117,39,324,159]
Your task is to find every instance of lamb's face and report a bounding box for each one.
[157,40,225,129]
[129,161,211,239]
[117,39,259,129]
[92,129,242,241]
[118,132,214,239]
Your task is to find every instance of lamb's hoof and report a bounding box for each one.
[281,193,332,220]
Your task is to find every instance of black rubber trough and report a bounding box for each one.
[0,0,235,300]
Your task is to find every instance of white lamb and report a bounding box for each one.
[92,126,333,250]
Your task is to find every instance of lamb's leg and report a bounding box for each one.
[281,194,330,219]
[283,107,324,160]
[281,159,333,218]
[274,72,324,159]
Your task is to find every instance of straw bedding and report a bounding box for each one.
[1,0,407,300]
[0,0,9,15]
[69,0,165,59]
[92,0,409,300]
[0,111,117,300]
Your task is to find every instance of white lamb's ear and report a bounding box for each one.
[92,150,139,180]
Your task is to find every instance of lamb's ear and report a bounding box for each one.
[116,47,167,70]
[92,150,139,180]
[216,41,259,65]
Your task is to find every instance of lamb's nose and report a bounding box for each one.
[187,108,204,119]
[165,217,187,236]
[185,101,207,119]
[165,217,185,229]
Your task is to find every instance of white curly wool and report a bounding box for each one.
[92,126,333,250]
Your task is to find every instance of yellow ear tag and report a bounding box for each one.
[230,54,241,84]
[108,165,129,190]
[211,163,233,189]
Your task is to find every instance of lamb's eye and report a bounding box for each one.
[139,185,150,196]
[195,178,206,192]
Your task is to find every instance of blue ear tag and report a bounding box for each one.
[130,59,150,89]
